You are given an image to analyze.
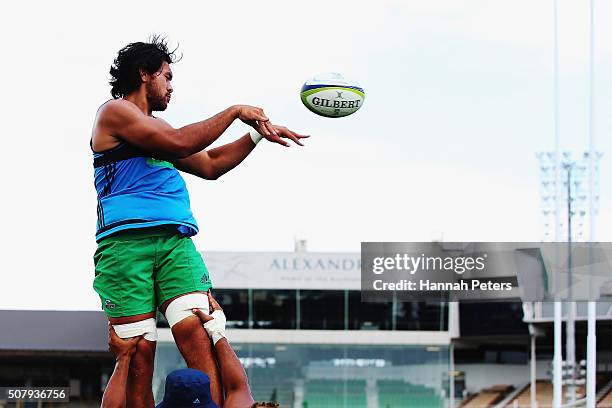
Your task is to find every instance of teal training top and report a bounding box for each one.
[92,142,198,242]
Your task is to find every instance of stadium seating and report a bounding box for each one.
[248,367,296,407]
[598,388,612,408]
[505,381,585,408]
[303,379,367,408]
[460,384,513,408]
[377,380,443,408]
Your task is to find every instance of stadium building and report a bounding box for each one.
[1,249,612,407]
[153,250,451,408]
[151,249,612,407]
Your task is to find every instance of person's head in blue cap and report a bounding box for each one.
[156,368,219,408]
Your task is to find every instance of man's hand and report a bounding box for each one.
[234,105,277,138]
[192,291,227,345]
[207,291,223,312]
[233,105,309,147]
[192,291,224,324]
[266,125,309,147]
[107,323,143,361]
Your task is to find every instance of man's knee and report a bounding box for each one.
[171,316,214,368]
[130,339,157,377]
[172,315,204,334]
[110,317,157,379]
[171,316,211,362]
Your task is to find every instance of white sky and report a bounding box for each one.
[0,0,610,310]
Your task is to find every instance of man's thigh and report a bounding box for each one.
[154,235,212,309]
[93,233,157,317]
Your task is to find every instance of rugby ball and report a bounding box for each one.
[300,72,365,118]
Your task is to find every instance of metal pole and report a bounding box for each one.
[552,0,561,243]
[554,301,563,408]
[552,1,563,405]
[449,342,455,408]
[567,301,576,402]
[587,302,596,408]
[566,165,576,403]
[586,1,597,406]
[585,269,598,408]
[531,333,537,407]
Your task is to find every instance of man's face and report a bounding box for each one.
[145,61,173,111]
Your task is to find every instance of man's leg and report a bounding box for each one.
[109,313,157,408]
[94,232,159,408]
[160,293,223,406]
[155,234,221,404]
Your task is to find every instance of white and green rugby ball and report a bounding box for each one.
[300,72,365,118]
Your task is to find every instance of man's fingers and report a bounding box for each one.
[284,130,304,146]
[256,122,271,137]
[192,308,213,323]
[286,128,309,139]
[273,136,290,147]
[127,335,143,346]
[285,133,302,146]
[207,291,222,311]
[263,121,278,136]
[108,324,119,340]
[292,131,310,145]
[273,128,304,146]
[211,299,222,312]
[206,290,215,312]
[256,108,269,122]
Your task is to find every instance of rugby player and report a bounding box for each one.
[92,36,306,407]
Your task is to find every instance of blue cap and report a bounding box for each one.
[156,368,219,408]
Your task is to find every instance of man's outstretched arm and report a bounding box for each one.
[96,101,276,159]
[213,338,256,408]
[101,325,142,408]
[175,125,309,180]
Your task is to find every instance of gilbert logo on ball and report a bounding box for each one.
[300,72,365,118]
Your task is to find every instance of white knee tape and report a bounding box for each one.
[112,318,157,342]
[165,293,210,328]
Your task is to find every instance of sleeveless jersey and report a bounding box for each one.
[92,142,198,242]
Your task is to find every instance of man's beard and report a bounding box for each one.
[147,84,168,112]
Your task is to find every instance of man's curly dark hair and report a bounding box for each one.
[109,35,179,99]
[250,403,280,408]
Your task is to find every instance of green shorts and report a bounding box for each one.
[93,226,212,318]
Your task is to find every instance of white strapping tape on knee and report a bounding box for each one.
[165,293,210,328]
[113,318,158,342]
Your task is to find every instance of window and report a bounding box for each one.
[299,290,345,329]
[213,289,249,329]
[460,301,526,336]
[395,301,448,331]
[348,291,392,330]
[253,289,296,329]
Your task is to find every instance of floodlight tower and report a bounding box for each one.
[537,151,601,405]
[538,152,600,244]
